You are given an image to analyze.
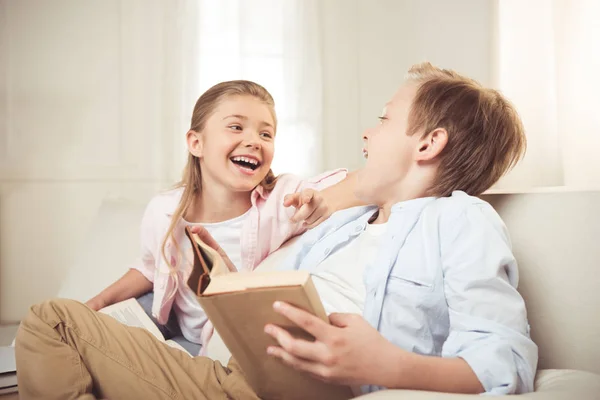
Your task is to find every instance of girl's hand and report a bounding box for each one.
[85,296,107,311]
[187,225,237,272]
[283,189,331,229]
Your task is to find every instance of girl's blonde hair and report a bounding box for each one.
[162,80,278,277]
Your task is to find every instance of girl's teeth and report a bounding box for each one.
[233,156,258,165]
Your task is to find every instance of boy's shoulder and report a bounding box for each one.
[423,191,503,229]
[428,190,489,210]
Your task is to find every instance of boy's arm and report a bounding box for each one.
[382,350,483,393]
[436,203,538,394]
[264,302,483,393]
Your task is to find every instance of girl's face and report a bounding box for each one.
[188,95,276,194]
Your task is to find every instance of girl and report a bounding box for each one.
[84,80,360,355]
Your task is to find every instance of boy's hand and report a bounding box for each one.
[187,225,237,272]
[283,189,331,229]
[264,301,404,387]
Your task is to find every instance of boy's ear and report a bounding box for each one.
[415,128,448,161]
[186,130,203,158]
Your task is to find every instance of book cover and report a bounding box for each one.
[186,227,353,400]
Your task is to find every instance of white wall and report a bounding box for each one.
[320,0,495,171]
[495,0,600,191]
[0,0,193,322]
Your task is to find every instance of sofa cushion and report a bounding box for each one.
[483,191,600,375]
[56,199,145,302]
[353,369,600,399]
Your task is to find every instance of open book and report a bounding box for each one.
[99,298,192,356]
[185,227,354,400]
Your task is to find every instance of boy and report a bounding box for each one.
[266,62,536,395]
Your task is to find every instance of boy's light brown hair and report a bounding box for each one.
[406,62,526,197]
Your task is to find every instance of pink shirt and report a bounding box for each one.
[131,169,347,353]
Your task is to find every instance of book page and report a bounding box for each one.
[0,346,16,375]
[0,372,18,391]
[99,298,164,342]
[0,385,19,395]
[0,346,17,391]
[204,270,310,295]
[189,232,231,276]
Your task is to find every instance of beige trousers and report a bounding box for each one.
[14,298,260,400]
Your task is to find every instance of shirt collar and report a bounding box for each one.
[390,195,437,213]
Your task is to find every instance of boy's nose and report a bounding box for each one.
[362,129,370,141]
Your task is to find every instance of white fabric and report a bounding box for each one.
[175,210,250,343]
[312,223,387,315]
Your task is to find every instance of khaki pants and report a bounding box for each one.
[15,299,260,400]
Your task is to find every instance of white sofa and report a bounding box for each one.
[7,190,599,399]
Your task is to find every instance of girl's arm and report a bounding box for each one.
[319,169,364,211]
[86,269,152,311]
[284,170,366,228]
[86,197,159,311]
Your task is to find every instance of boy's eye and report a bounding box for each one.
[378,116,388,124]
[260,132,273,139]
[229,124,243,131]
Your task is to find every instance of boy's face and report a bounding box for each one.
[355,83,423,205]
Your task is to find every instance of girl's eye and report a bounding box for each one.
[229,125,243,131]
[378,116,387,124]
[260,132,273,139]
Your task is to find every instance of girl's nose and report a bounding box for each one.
[243,132,261,150]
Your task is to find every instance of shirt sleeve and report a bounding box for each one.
[130,199,158,282]
[297,168,348,192]
[440,203,538,394]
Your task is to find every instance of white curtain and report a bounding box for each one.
[494,0,600,191]
[169,0,323,179]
